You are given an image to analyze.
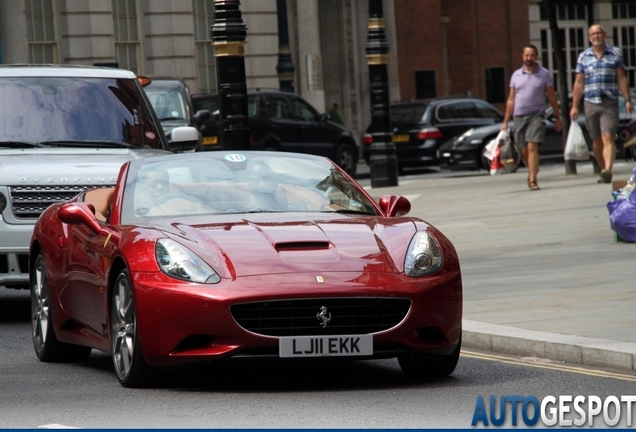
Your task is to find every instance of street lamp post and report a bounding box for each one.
[366,0,398,188]
[211,0,250,150]
[276,0,294,93]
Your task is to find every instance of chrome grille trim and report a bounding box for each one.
[9,185,110,219]
[230,297,411,337]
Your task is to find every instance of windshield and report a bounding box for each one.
[122,153,378,222]
[391,104,428,124]
[145,85,188,120]
[0,77,163,148]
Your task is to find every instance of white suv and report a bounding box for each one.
[0,65,199,289]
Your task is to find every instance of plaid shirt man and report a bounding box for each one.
[575,45,626,104]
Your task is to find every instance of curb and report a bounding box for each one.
[463,319,636,372]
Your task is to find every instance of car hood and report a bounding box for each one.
[0,148,168,185]
[154,213,419,277]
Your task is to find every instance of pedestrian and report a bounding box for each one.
[570,24,633,184]
[329,102,343,125]
[502,44,562,191]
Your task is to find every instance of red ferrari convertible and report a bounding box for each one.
[29,151,462,387]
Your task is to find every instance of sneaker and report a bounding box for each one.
[599,170,613,183]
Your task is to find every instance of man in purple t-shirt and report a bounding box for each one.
[502,44,562,190]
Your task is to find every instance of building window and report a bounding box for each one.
[26,0,58,63]
[485,68,506,104]
[540,3,586,21]
[193,0,216,94]
[613,2,636,90]
[112,0,141,74]
[540,25,586,93]
[613,2,636,19]
[415,70,436,99]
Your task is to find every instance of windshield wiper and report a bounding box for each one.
[158,116,185,121]
[0,140,41,148]
[39,140,133,148]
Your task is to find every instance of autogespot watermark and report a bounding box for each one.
[471,395,636,427]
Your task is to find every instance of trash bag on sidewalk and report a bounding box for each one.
[607,168,636,242]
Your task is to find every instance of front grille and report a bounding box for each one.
[9,185,106,219]
[230,297,411,337]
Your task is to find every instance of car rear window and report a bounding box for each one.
[390,104,428,124]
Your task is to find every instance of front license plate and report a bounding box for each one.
[203,136,218,145]
[279,334,373,358]
[392,134,409,143]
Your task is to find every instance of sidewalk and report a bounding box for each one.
[358,160,636,372]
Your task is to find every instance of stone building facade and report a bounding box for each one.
[0,0,634,146]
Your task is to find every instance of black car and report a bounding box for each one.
[143,76,210,150]
[362,97,504,172]
[438,92,636,171]
[191,89,359,176]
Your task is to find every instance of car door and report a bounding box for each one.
[57,222,115,337]
[288,95,331,157]
[263,94,304,152]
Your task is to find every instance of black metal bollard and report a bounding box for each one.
[366,0,398,188]
[275,0,294,93]
[212,0,250,150]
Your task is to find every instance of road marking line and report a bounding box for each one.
[461,349,636,382]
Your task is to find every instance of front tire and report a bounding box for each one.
[111,269,153,388]
[335,143,357,176]
[31,253,92,362]
[398,336,461,379]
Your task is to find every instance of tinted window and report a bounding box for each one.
[290,97,318,122]
[474,100,503,119]
[192,95,219,114]
[391,104,428,124]
[437,102,479,121]
[267,95,293,120]
[0,77,162,148]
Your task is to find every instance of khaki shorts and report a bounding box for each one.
[584,97,619,140]
[513,112,545,150]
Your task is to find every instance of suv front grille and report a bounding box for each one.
[9,185,102,219]
[230,298,411,337]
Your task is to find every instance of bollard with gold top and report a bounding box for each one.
[211,0,250,150]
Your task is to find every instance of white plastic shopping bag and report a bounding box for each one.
[564,121,590,161]
[483,130,507,161]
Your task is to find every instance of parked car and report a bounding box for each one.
[438,92,636,171]
[143,76,210,150]
[0,64,199,290]
[191,90,359,176]
[362,97,504,172]
[30,150,462,387]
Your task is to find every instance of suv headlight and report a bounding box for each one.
[0,193,6,212]
[404,231,443,277]
[155,239,221,284]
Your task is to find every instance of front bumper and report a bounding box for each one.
[0,217,34,289]
[131,270,463,366]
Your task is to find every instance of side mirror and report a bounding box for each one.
[58,203,102,234]
[378,195,411,217]
[169,126,200,152]
[192,109,211,124]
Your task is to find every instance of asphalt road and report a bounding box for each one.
[2,289,636,429]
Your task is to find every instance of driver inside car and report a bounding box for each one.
[134,168,208,217]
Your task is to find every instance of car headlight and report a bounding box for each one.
[0,193,6,212]
[155,239,221,284]
[404,231,443,277]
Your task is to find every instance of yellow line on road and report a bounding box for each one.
[461,349,636,382]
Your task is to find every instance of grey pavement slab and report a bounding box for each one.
[361,160,636,371]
